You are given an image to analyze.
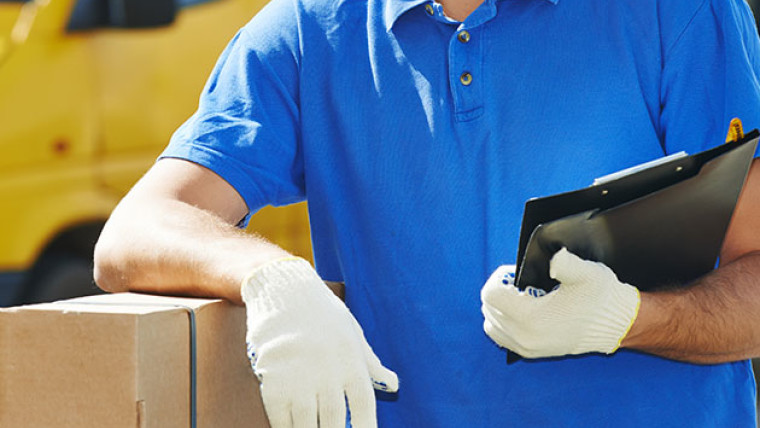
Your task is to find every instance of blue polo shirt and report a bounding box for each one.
[163,0,760,425]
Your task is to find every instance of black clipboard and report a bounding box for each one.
[515,130,759,293]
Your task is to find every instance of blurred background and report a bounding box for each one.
[0,0,312,307]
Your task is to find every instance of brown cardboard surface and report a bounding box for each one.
[0,293,269,428]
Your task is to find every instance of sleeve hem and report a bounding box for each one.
[158,143,271,224]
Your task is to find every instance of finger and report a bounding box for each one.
[548,247,586,284]
[549,247,612,285]
[481,270,521,304]
[261,385,293,428]
[291,397,318,428]
[361,344,398,392]
[369,365,399,393]
[349,317,399,393]
[480,275,499,302]
[481,302,520,340]
[482,317,508,344]
[481,277,533,319]
[481,300,508,325]
[317,389,347,428]
[484,265,517,289]
[345,379,378,428]
[481,294,541,354]
[483,317,522,353]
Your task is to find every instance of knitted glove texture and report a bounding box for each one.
[242,258,398,428]
[481,248,640,358]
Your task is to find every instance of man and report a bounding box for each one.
[94,0,760,425]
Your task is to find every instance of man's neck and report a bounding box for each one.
[438,0,485,21]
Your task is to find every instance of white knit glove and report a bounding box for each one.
[241,257,398,428]
[481,248,641,358]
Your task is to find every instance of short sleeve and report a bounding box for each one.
[659,0,760,157]
[161,0,304,222]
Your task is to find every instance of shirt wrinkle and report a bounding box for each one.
[662,0,710,63]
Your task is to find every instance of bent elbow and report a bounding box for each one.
[92,232,130,294]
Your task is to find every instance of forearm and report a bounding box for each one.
[622,251,760,363]
[94,196,289,305]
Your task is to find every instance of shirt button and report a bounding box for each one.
[425,4,434,15]
[460,72,473,86]
[458,30,471,43]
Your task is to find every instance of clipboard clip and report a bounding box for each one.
[726,118,744,143]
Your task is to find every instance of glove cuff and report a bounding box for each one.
[579,283,641,354]
[240,257,322,305]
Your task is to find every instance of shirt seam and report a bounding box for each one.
[662,0,710,64]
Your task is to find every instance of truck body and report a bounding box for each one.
[0,0,311,306]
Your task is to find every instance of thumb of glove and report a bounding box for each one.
[549,247,612,285]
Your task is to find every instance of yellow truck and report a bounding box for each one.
[0,0,310,306]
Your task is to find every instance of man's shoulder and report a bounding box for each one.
[241,0,372,40]
[280,0,371,22]
[654,0,756,55]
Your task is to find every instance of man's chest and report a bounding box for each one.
[298,0,667,202]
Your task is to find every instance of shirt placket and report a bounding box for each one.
[448,23,483,121]
[422,0,496,122]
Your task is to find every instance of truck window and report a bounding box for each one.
[67,0,109,31]
[67,0,220,31]
[177,0,220,7]
[751,0,760,28]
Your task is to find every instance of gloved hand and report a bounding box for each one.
[241,257,398,428]
[481,248,640,358]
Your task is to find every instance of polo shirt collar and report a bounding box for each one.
[383,0,559,31]
[384,0,429,31]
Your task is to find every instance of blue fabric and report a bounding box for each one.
[163,0,760,425]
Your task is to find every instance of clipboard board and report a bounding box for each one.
[514,130,759,293]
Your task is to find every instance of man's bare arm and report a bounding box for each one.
[622,159,760,363]
[93,158,290,305]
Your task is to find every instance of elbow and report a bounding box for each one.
[92,228,131,294]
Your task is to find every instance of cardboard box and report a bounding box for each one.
[0,293,270,427]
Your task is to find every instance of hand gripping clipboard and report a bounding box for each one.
[515,129,759,293]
